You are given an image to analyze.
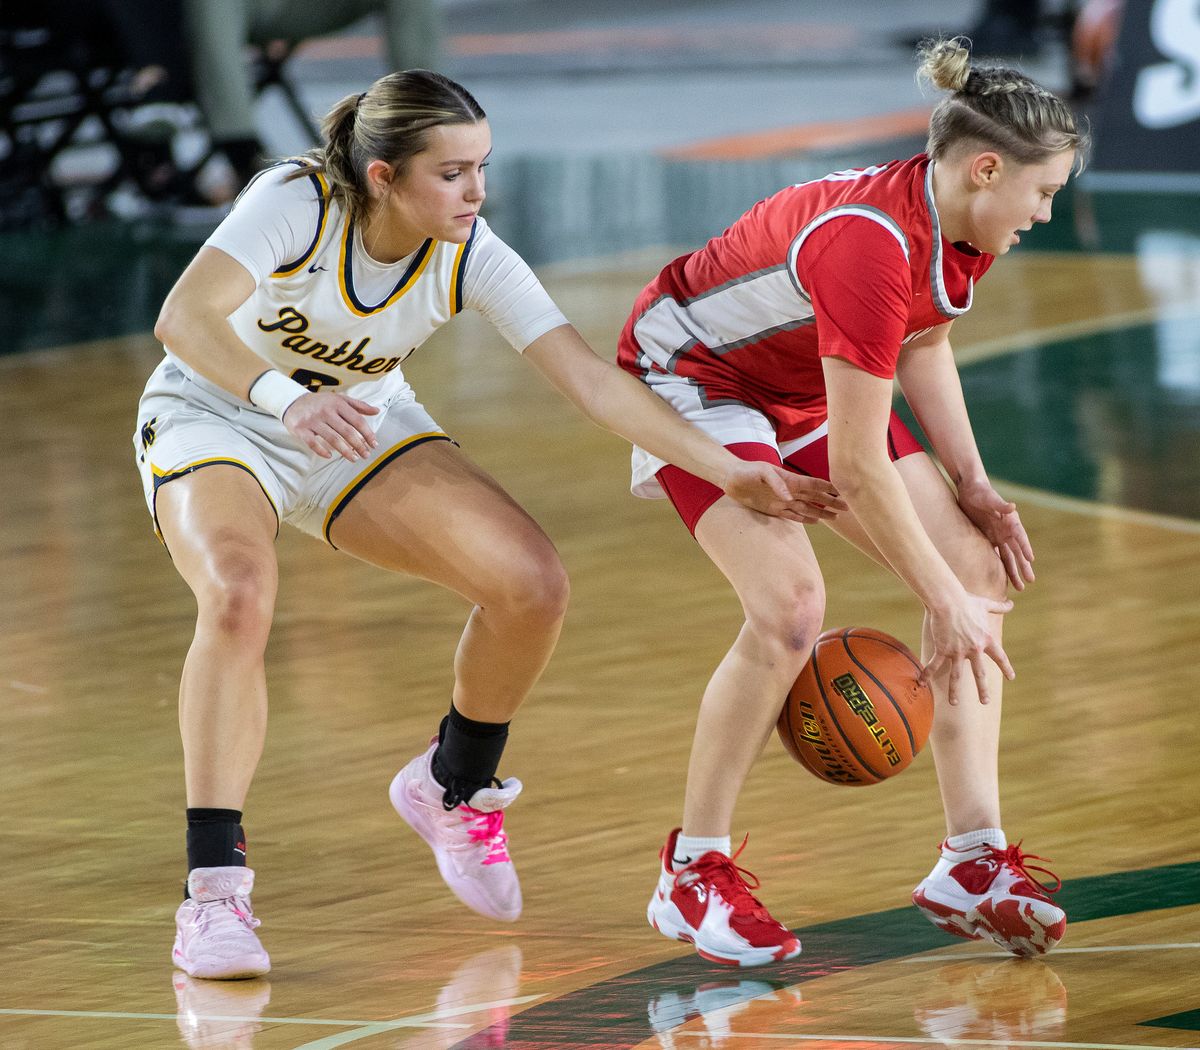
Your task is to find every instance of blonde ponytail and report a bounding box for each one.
[287,70,485,222]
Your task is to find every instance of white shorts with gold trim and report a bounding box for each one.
[134,359,451,545]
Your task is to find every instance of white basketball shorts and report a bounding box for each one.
[133,359,451,545]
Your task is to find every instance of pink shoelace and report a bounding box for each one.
[460,805,511,865]
[986,842,1062,895]
[194,896,261,934]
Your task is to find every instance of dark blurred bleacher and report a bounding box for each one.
[0,2,317,229]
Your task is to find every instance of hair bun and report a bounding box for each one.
[916,37,972,93]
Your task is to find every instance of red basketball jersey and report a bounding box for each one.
[616,154,994,442]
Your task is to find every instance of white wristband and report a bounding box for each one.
[248,370,308,420]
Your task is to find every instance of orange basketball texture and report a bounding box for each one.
[777,627,934,786]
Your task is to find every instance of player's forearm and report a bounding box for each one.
[526,325,741,490]
[154,301,273,402]
[910,394,988,490]
[583,359,742,488]
[831,454,964,612]
[898,343,987,488]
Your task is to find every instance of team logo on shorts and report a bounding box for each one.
[140,417,158,450]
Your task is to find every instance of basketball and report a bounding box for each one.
[777,627,934,786]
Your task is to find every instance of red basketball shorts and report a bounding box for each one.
[657,410,923,535]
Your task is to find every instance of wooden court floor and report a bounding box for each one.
[1,251,1198,1049]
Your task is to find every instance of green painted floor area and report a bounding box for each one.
[450,860,1200,1047]
[1142,1007,1200,1031]
[899,316,1200,521]
[0,220,203,354]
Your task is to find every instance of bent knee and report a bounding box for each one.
[951,535,1008,599]
[194,555,277,638]
[744,579,826,658]
[486,542,570,625]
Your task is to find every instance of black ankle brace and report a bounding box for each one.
[430,706,509,810]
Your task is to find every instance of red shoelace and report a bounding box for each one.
[675,836,775,922]
[985,842,1062,895]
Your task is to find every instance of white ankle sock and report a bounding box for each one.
[673,833,731,867]
[947,827,1007,851]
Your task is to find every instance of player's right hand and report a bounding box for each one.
[920,590,1014,705]
[282,392,381,461]
[723,461,848,523]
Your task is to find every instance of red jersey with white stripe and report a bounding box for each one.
[617,154,994,442]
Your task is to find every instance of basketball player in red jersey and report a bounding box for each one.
[623,38,1085,965]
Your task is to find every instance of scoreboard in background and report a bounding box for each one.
[1091,0,1200,189]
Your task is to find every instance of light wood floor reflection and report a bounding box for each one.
[1,253,1198,1049]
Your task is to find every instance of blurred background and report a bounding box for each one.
[5,0,1198,517]
[0,0,1140,342]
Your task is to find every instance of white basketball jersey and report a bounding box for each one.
[168,163,566,409]
[226,167,472,406]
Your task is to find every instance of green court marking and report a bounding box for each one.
[1141,1008,1200,1032]
[451,861,1200,1048]
[893,316,1200,522]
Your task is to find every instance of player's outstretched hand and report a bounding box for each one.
[722,461,848,523]
[920,589,1015,705]
[282,392,380,461]
[956,480,1035,591]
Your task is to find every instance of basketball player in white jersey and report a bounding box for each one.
[621,40,1086,966]
[135,69,843,980]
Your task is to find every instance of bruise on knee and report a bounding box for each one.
[749,586,825,656]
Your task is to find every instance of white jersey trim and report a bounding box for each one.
[786,204,910,301]
[923,161,974,318]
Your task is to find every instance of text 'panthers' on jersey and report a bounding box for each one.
[164,161,567,411]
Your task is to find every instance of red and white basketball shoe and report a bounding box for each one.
[912,840,1066,957]
[647,828,801,967]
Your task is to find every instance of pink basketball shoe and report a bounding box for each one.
[912,840,1067,956]
[389,741,523,922]
[647,828,801,967]
[172,867,270,980]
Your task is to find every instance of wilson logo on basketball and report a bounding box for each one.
[795,697,860,785]
[831,673,901,767]
[778,627,932,786]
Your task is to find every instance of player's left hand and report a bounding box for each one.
[956,480,1035,590]
[723,461,848,523]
